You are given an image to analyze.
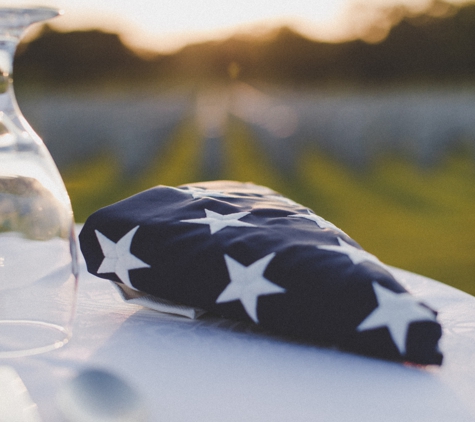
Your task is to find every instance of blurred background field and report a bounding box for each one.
[11,0,475,294]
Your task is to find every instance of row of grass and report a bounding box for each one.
[63,119,204,222]
[299,149,475,295]
[62,118,475,295]
[223,120,475,295]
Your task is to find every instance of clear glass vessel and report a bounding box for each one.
[0,7,78,357]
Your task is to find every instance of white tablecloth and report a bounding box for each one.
[4,228,475,421]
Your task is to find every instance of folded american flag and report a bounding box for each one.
[79,180,443,365]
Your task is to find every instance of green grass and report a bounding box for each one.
[60,150,123,222]
[298,149,475,294]
[62,118,475,295]
[62,119,204,222]
[121,119,204,198]
[221,120,290,190]
[222,120,475,294]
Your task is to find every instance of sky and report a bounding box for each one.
[0,0,468,52]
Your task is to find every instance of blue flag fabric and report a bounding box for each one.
[79,180,443,365]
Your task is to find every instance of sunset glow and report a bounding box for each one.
[0,0,467,51]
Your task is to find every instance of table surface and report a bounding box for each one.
[4,228,475,421]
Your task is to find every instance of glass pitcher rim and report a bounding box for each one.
[0,6,63,26]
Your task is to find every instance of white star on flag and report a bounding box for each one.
[181,209,256,234]
[95,226,150,291]
[216,253,286,323]
[290,210,344,232]
[317,237,387,270]
[269,195,300,206]
[357,282,436,355]
[180,187,234,199]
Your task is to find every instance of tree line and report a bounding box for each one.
[13,1,475,87]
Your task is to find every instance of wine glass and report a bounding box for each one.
[0,7,78,357]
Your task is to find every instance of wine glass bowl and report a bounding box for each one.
[0,7,78,357]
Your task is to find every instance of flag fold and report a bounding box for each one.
[79,180,443,365]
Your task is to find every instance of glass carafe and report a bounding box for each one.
[0,7,78,357]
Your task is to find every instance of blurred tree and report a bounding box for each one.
[13,1,475,87]
[15,25,168,86]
